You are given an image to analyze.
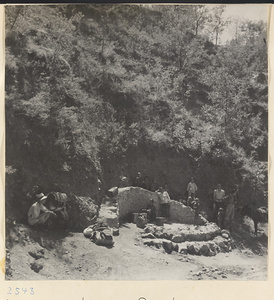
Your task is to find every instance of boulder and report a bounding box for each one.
[200,244,210,256]
[154,231,164,238]
[113,228,119,236]
[163,241,174,254]
[67,194,98,230]
[97,204,119,229]
[187,244,201,255]
[205,233,212,240]
[108,187,118,198]
[172,235,185,243]
[28,249,45,260]
[173,243,179,252]
[218,241,229,252]
[169,200,207,225]
[208,249,217,256]
[208,242,220,253]
[156,217,165,226]
[144,240,153,247]
[194,232,206,241]
[162,232,173,240]
[141,233,156,239]
[144,224,155,233]
[151,239,163,249]
[30,261,44,273]
[178,244,188,254]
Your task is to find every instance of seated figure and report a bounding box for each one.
[28,193,56,226]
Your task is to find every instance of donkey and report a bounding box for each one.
[241,205,268,235]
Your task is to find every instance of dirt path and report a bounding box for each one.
[8,222,267,280]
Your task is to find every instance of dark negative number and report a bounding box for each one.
[8,287,35,295]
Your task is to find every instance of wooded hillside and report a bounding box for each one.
[5,5,268,209]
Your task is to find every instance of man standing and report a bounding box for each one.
[97,178,104,208]
[187,177,198,197]
[147,199,156,222]
[134,172,142,188]
[28,193,56,226]
[119,174,129,188]
[156,186,171,220]
[213,184,225,221]
[143,176,151,190]
[224,188,237,232]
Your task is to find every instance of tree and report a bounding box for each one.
[191,5,209,36]
[208,5,229,46]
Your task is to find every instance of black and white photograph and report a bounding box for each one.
[4,4,268,281]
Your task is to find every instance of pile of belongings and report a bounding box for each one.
[83,222,114,247]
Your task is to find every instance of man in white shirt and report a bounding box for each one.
[28,193,56,226]
[187,177,198,197]
[156,186,171,220]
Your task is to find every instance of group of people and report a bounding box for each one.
[27,175,239,233]
[133,172,158,192]
[27,185,68,229]
[130,172,239,231]
[131,172,200,223]
[212,184,239,231]
[184,179,239,231]
[151,178,200,225]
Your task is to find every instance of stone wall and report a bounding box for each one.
[97,203,119,228]
[115,187,162,220]
[169,201,207,225]
[115,187,206,225]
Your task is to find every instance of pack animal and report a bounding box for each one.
[241,205,268,235]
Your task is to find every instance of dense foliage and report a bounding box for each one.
[5,5,267,206]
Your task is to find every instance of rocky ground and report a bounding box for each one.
[6,216,268,281]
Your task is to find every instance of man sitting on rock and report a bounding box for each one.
[187,192,195,206]
[28,193,57,227]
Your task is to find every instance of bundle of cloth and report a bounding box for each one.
[83,222,114,247]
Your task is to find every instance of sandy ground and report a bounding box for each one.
[7,222,267,281]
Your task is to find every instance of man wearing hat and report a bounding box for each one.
[27,192,56,226]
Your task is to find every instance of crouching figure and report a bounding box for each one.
[28,193,56,226]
